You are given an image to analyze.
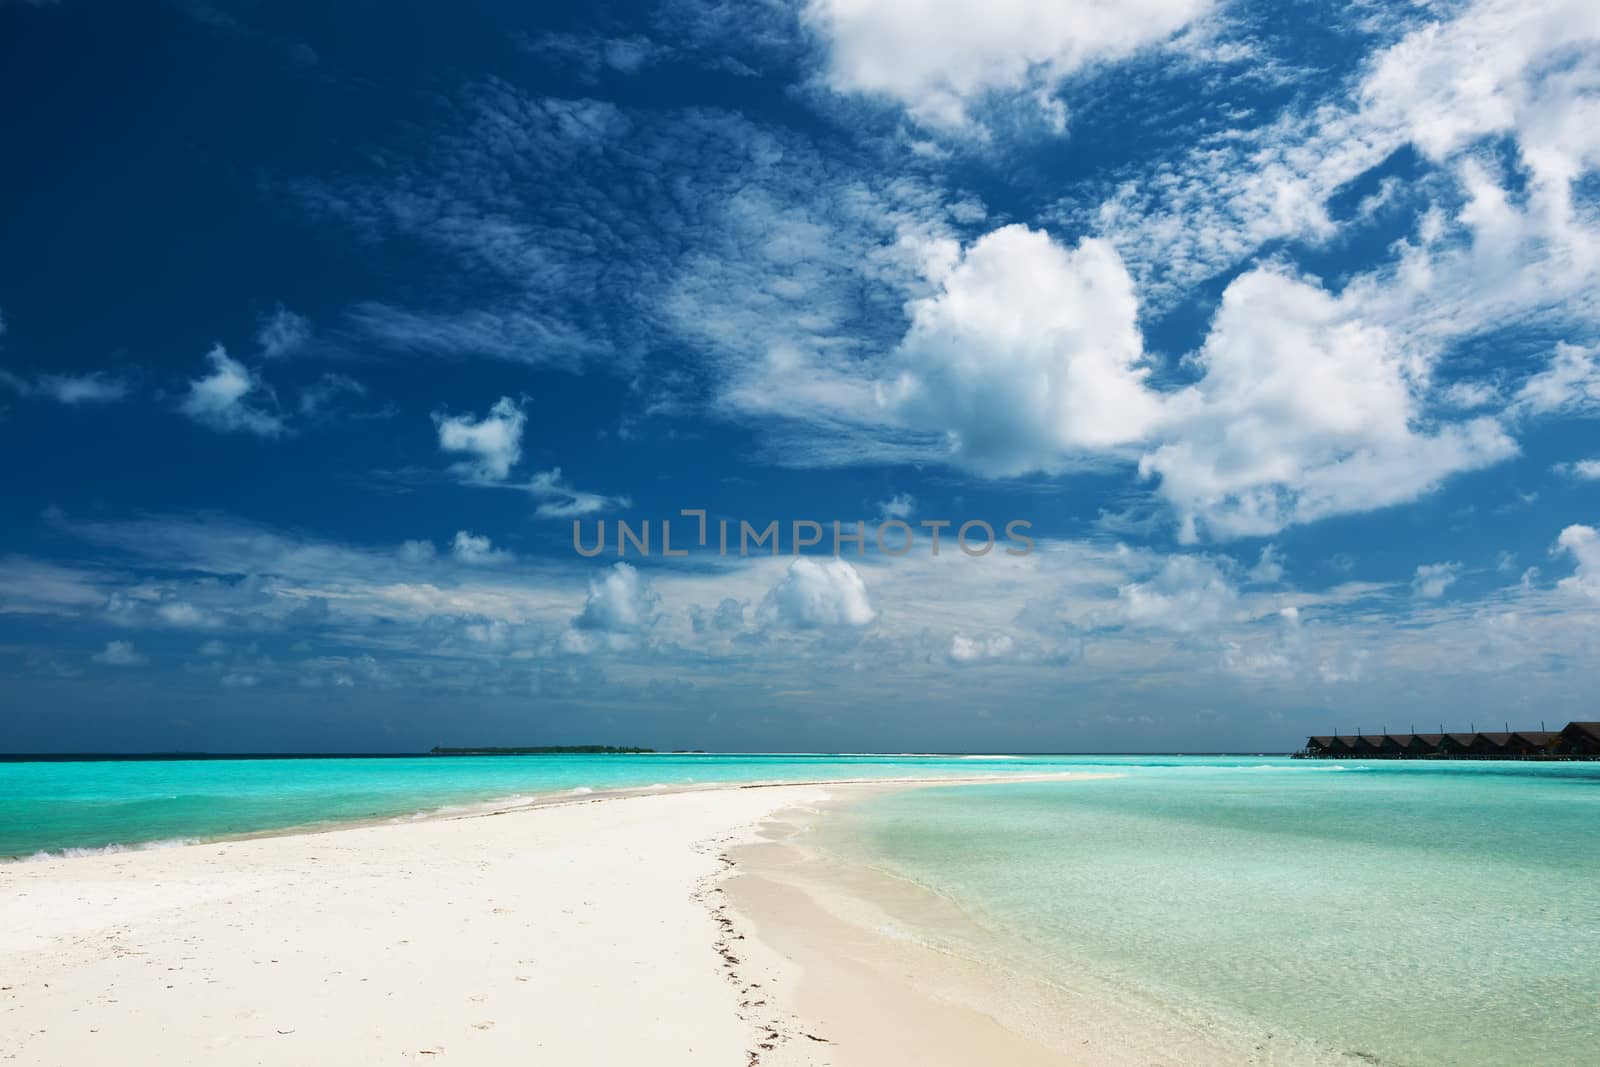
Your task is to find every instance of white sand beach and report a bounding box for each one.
[0,784,829,1066]
[1,775,1309,1066]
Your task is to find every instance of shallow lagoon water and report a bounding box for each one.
[842,760,1600,1066]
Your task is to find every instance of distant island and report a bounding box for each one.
[428,745,655,756]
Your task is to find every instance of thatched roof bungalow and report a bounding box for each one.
[1469,732,1513,756]
[1508,731,1559,756]
[1299,722,1598,759]
[1560,722,1600,757]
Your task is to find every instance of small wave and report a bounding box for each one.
[958,754,1023,760]
[15,837,201,863]
[569,786,594,795]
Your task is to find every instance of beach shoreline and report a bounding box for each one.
[718,782,1351,1067]
[2,768,1112,864]
[0,773,1109,1066]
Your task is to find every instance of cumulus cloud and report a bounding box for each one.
[433,399,624,516]
[761,558,876,628]
[877,493,916,520]
[882,225,1158,476]
[726,226,1516,540]
[398,539,437,564]
[1117,555,1237,631]
[435,396,526,482]
[92,640,144,666]
[947,632,1017,663]
[1412,561,1461,599]
[155,601,220,628]
[257,305,312,358]
[1555,525,1600,599]
[1246,545,1285,584]
[690,597,747,634]
[179,345,285,437]
[564,562,663,654]
[1555,458,1600,481]
[1140,268,1516,541]
[805,0,1214,129]
[572,561,659,634]
[451,530,512,565]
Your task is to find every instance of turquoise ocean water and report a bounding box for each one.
[0,751,1067,858]
[837,759,1600,1067]
[4,755,1595,1063]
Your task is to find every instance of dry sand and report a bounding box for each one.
[1,785,832,1066]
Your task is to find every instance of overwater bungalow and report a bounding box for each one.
[1559,722,1600,757]
[1378,734,1413,756]
[1306,736,1346,756]
[1508,731,1559,756]
[1299,722,1600,760]
[1414,735,1452,758]
[1469,732,1512,756]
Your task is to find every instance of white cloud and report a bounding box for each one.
[298,373,367,418]
[691,225,1517,540]
[882,225,1158,476]
[515,30,668,79]
[761,557,876,628]
[805,0,1214,129]
[877,493,915,520]
[1516,344,1600,417]
[570,562,660,641]
[1555,524,1600,600]
[1555,458,1600,481]
[433,401,624,516]
[179,345,284,437]
[1091,0,1600,329]
[155,601,220,628]
[0,369,129,405]
[1412,561,1461,599]
[1359,0,1600,167]
[92,640,144,666]
[398,539,437,564]
[257,305,312,358]
[435,396,526,482]
[451,530,512,565]
[947,632,1017,663]
[15,510,1600,725]
[1439,381,1503,411]
[1116,554,1237,631]
[1247,545,1285,584]
[522,468,630,518]
[41,373,129,405]
[690,597,747,634]
[1140,268,1516,541]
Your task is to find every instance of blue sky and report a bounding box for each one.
[2,0,1598,752]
